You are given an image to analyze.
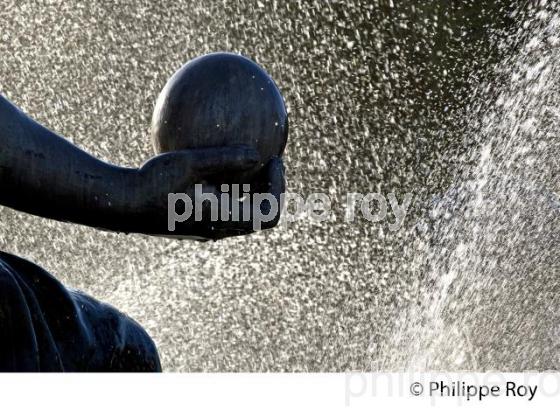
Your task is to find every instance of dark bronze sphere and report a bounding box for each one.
[151,52,288,167]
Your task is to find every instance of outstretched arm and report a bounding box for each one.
[0,94,284,239]
[0,94,143,229]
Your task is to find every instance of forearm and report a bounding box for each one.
[0,94,143,231]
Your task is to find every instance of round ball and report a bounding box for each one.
[151,53,288,167]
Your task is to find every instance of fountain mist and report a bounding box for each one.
[374,4,560,371]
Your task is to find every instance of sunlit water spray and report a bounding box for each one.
[373,7,560,371]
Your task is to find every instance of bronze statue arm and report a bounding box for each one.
[0,94,284,239]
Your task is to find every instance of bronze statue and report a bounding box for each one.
[0,53,287,371]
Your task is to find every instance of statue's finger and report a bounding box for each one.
[266,157,285,203]
[189,145,260,178]
[252,157,284,225]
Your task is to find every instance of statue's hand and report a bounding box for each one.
[207,154,285,240]
[136,145,285,240]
